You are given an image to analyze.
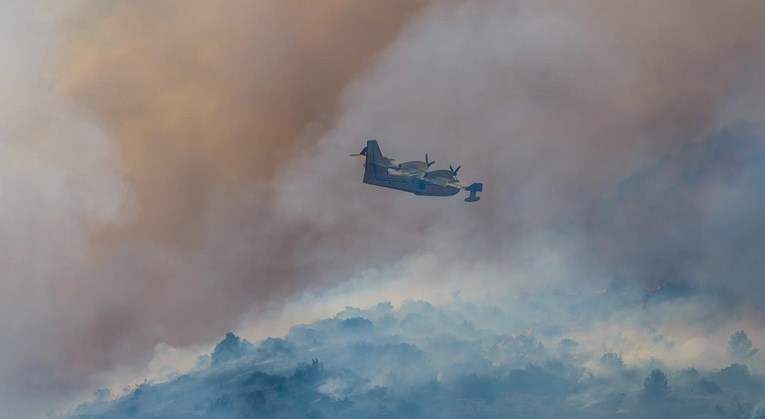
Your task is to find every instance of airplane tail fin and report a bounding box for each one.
[365,139,383,163]
[363,139,387,184]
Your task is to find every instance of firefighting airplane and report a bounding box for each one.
[351,139,483,202]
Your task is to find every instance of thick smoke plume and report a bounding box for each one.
[2,0,765,417]
[3,1,426,416]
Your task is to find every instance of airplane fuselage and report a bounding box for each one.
[363,158,459,196]
[355,139,482,201]
[365,170,460,196]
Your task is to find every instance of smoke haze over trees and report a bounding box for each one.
[71,300,765,418]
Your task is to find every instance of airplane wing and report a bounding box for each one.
[352,140,415,172]
[421,176,468,189]
[377,158,400,169]
[390,166,426,177]
[351,153,399,169]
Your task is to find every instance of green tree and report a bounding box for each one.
[642,369,670,400]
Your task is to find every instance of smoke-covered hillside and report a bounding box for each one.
[70,296,765,419]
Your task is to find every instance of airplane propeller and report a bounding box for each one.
[425,154,435,168]
[449,164,461,176]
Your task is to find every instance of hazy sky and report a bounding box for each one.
[2,1,765,417]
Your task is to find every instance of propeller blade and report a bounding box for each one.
[450,165,461,175]
[426,154,435,167]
